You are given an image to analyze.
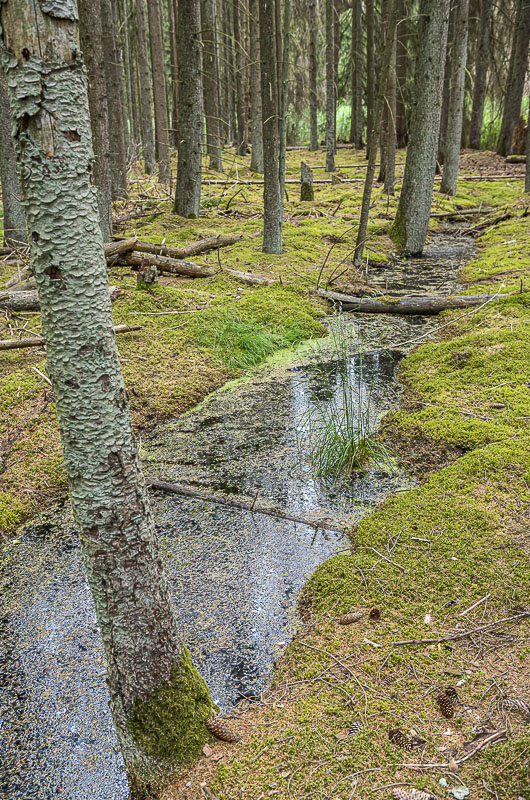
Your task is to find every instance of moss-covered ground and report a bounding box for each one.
[1,147,529,798]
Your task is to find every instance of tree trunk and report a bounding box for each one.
[0,3,215,797]
[117,0,137,153]
[249,0,264,171]
[349,0,363,148]
[318,288,511,314]
[325,0,335,171]
[395,0,408,148]
[101,0,128,198]
[167,0,180,148]
[437,3,454,168]
[496,0,530,157]
[377,0,396,190]
[134,0,156,174]
[279,0,291,209]
[468,0,492,149]
[440,0,470,195]
[147,0,172,183]
[112,0,130,158]
[365,0,375,160]
[259,0,282,253]
[0,67,26,247]
[201,0,223,171]
[233,0,248,156]
[526,101,530,192]
[174,0,203,217]
[222,0,236,143]
[124,0,142,151]
[390,0,451,255]
[308,0,319,151]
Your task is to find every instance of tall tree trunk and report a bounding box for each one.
[365,0,375,160]
[279,0,291,205]
[249,0,264,171]
[496,0,530,157]
[390,0,451,255]
[167,0,180,148]
[0,3,215,798]
[526,99,530,192]
[395,0,408,148]
[101,0,128,198]
[349,0,363,147]
[259,0,282,253]
[440,0,470,195]
[147,0,172,183]
[468,0,492,149]
[233,0,248,155]
[353,0,398,267]
[174,0,203,217]
[325,0,336,171]
[125,1,142,151]
[437,3,454,168]
[308,0,319,150]
[202,0,223,170]
[112,0,130,157]
[0,67,26,247]
[134,0,157,174]
[222,0,236,143]
[383,16,397,193]
[78,0,113,241]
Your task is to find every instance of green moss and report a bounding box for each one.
[0,491,26,532]
[129,647,217,765]
[389,203,407,251]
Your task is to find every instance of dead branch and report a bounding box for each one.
[226,269,277,286]
[0,324,142,351]
[391,612,529,647]
[123,251,216,278]
[0,285,121,313]
[317,288,512,315]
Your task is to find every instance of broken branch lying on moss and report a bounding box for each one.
[0,325,142,351]
[317,288,512,315]
[225,269,277,286]
[122,251,216,278]
[0,286,121,313]
[107,235,240,260]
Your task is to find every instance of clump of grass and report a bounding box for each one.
[297,314,394,480]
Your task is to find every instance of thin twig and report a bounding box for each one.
[390,612,528,646]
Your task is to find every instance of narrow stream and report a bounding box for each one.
[0,234,473,800]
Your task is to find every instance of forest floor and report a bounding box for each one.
[1,148,529,799]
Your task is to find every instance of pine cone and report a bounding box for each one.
[444,686,459,703]
[502,696,530,720]
[388,729,413,750]
[349,720,363,736]
[436,692,454,719]
[337,610,365,625]
[393,788,438,800]
[369,607,381,621]
[205,717,241,743]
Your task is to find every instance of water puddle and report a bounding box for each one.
[0,234,473,799]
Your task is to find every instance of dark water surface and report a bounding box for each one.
[0,236,473,799]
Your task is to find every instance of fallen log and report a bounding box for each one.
[109,235,239,261]
[317,288,512,315]
[147,478,347,534]
[5,266,32,289]
[0,324,142,351]
[430,206,497,219]
[0,285,121,313]
[104,236,138,258]
[226,268,277,286]
[123,251,215,278]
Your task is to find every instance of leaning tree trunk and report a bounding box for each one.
[325,0,335,171]
[233,0,248,156]
[496,0,530,157]
[175,0,203,217]
[201,0,223,171]
[259,0,282,253]
[390,0,451,255]
[0,66,26,247]
[78,0,113,241]
[440,0,470,195]
[349,0,363,148]
[134,0,157,175]
[147,0,172,183]
[308,0,319,151]
[0,3,215,798]
[249,0,264,171]
[101,0,128,198]
[468,0,492,150]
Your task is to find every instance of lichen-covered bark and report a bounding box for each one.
[308,0,318,151]
[468,0,492,150]
[0,65,26,247]
[496,0,530,157]
[325,0,335,172]
[147,0,171,184]
[440,0,469,195]
[0,2,214,795]
[174,0,203,217]
[201,0,223,171]
[390,0,450,255]
[134,0,156,175]
[249,0,264,171]
[259,0,282,253]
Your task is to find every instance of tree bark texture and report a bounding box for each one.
[496,0,530,157]
[390,0,451,255]
[318,288,511,314]
[233,0,248,156]
[78,0,113,241]
[468,0,492,149]
[365,0,375,160]
[349,0,363,148]
[440,0,470,195]
[0,66,26,247]
[134,0,156,174]
[325,0,335,171]
[526,100,530,192]
[308,0,319,151]
[175,0,203,217]
[147,0,172,183]
[395,0,408,147]
[0,2,215,797]
[201,0,223,170]
[437,2,454,168]
[221,0,236,142]
[259,0,282,253]
[249,0,264,171]
[167,0,179,148]
[100,0,128,198]
[124,0,142,149]
[278,0,291,206]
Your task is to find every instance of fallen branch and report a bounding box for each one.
[0,285,121,313]
[391,611,529,647]
[400,729,507,770]
[0,324,142,351]
[147,478,347,533]
[123,251,215,278]
[429,206,496,219]
[226,268,277,286]
[317,289,512,315]
[132,235,240,259]
[104,236,138,258]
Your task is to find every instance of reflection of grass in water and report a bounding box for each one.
[298,314,394,480]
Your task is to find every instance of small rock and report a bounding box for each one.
[202,744,213,758]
